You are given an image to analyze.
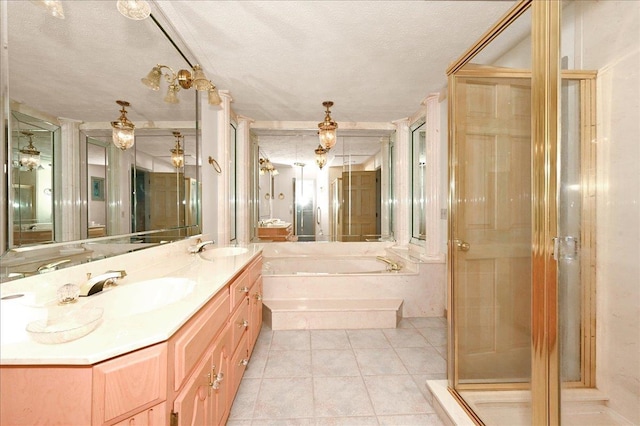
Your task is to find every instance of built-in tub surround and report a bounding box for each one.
[261,242,446,319]
[0,237,262,365]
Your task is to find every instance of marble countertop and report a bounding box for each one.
[0,240,262,366]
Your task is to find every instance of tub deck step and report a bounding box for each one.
[263,298,403,330]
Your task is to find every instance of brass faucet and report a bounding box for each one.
[80,270,127,296]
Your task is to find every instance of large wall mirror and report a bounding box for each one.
[252,129,394,242]
[1,1,200,281]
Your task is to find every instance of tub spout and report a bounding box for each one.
[376,256,402,272]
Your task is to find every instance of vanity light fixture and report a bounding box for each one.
[141,64,221,105]
[170,131,185,168]
[116,0,151,20]
[318,101,338,150]
[314,145,327,170]
[19,131,41,171]
[110,100,135,150]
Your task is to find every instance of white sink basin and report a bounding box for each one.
[199,246,248,260]
[86,277,196,318]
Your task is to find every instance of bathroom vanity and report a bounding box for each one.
[257,222,292,242]
[0,241,263,425]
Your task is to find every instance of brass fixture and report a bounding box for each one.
[32,0,65,19]
[317,101,338,150]
[141,64,221,105]
[314,145,327,169]
[116,0,150,20]
[170,131,185,168]
[18,131,41,170]
[208,156,222,174]
[110,100,135,150]
[259,158,278,176]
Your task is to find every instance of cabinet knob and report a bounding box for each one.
[239,358,249,367]
[237,319,249,328]
[212,372,224,390]
[254,293,263,301]
[239,286,249,293]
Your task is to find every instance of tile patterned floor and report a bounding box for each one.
[227,317,447,425]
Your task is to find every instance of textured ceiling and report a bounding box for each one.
[157,1,517,122]
[7,0,518,167]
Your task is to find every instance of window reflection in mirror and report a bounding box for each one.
[411,119,427,243]
[254,131,394,243]
[10,111,58,246]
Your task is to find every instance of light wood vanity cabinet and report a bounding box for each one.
[0,255,263,426]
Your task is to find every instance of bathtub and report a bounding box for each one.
[263,256,399,275]
[260,242,446,321]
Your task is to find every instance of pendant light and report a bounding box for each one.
[110,100,135,150]
[314,145,327,170]
[19,131,41,171]
[317,101,338,150]
[171,131,185,168]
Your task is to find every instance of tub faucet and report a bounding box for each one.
[376,256,402,272]
[188,239,215,254]
[80,270,127,297]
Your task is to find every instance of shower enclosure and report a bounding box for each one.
[446,0,638,424]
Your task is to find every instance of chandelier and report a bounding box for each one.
[19,131,41,171]
[314,145,327,169]
[141,64,222,105]
[170,131,185,168]
[317,101,338,150]
[117,0,150,20]
[110,100,135,150]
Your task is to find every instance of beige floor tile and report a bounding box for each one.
[313,376,375,418]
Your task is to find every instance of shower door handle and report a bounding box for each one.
[317,207,321,225]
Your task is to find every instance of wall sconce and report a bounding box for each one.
[170,131,185,168]
[19,131,41,171]
[110,100,135,150]
[117,0,150,20]
[314,145,327,170]
[141,64,222,105]
[318,101,338,150]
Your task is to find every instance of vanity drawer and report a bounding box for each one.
[229,299,250,353]
[173,289,230,391]
[92,343,167,425]
[229,333,249,399]
[247,255,263,287]
[229,270,250,309]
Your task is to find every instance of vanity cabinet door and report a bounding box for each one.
[172,352,214,426]
[229,297,250,354]
[248,276,263,356]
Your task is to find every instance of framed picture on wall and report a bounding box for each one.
[91,177,105,201]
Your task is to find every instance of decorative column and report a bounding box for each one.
[57,118,83,242]
[236,114,254,244]
[423,94,443,259]
[200,90,232,244]
[392,118,411,245]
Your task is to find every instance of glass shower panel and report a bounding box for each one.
[453,76,532,385]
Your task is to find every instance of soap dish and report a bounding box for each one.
[26,307,103,344]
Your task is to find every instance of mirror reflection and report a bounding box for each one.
[10,111,58,246]
[411,119,426,242]
[253,130,394,242]
[2,0,200,281]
